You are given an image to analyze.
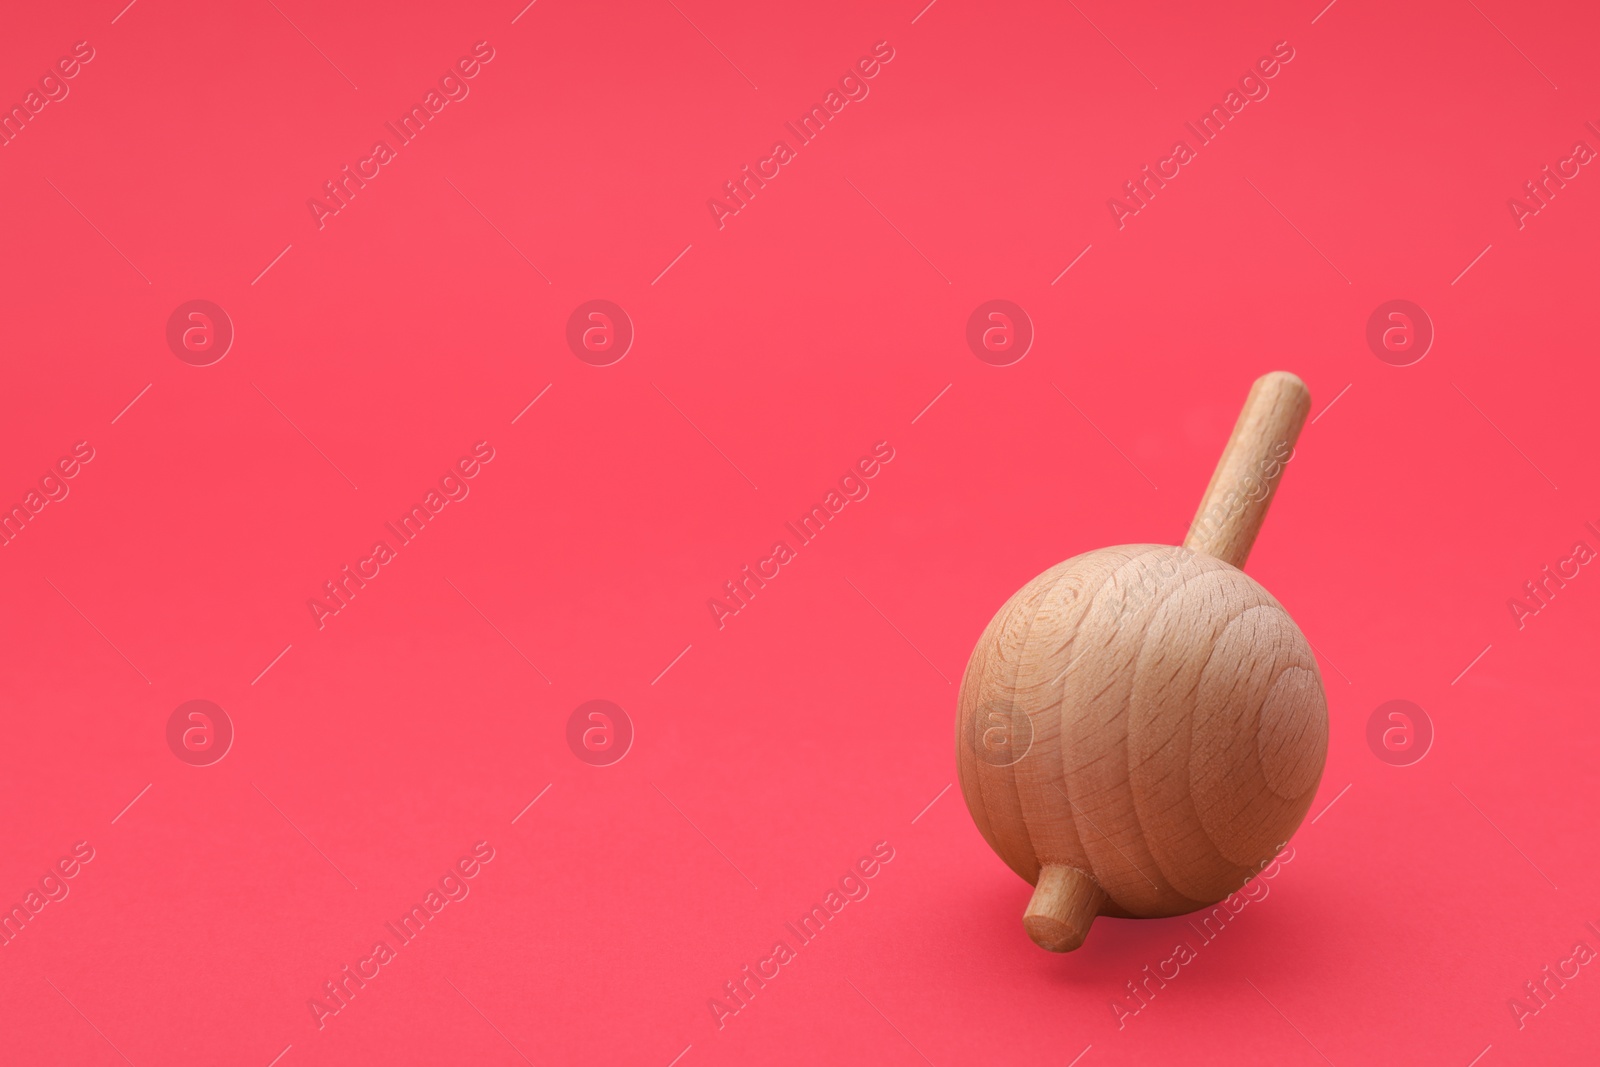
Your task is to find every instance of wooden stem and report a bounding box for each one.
[1023,865,1105,952]
[1182,371,1311,569]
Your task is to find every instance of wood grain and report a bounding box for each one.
[1183,370,1310,569]
[955,372,1327,952]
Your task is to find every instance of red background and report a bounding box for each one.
[2,0,1597,1064]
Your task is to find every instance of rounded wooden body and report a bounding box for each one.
[955,544,1328,950]
[956,372,1324,951]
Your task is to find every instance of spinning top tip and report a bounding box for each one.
[1023,865,1107,952]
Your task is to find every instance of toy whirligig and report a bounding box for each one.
[956,372,1327,951]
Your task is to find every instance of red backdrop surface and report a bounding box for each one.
[1,1,1597,1064]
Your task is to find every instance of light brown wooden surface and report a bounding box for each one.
[1183,370,1311,568]
[956,372,1327,952]
[1023,864,1106,952]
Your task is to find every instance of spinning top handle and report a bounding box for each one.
[1182,371,1311,569]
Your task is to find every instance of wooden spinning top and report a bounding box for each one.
[955,372,1327,952]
